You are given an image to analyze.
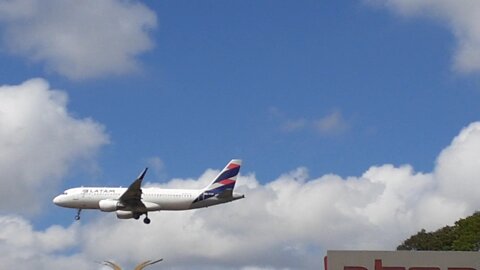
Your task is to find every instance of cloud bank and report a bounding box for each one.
[367,0,480,74]
[0,0,157,79]
[0,78,109,213]
[1,121,479,269]
[0,215,89,270]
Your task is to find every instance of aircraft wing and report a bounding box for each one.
[119,168,148,210]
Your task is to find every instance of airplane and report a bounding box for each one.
[53,159,244,224]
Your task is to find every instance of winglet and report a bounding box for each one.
[137,167,148,180]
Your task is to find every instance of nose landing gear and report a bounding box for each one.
[74,209,82,220]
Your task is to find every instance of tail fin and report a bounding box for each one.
[202,159,242,198]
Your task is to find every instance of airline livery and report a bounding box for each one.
[53,159,244,224]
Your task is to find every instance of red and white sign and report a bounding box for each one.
[325,251,480,270]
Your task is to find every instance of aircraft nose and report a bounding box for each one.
[53,195,62,205]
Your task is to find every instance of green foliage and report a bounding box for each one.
[397,212,480,251]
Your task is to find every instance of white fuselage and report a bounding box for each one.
[53,187,242,211]
[53,160,244,223]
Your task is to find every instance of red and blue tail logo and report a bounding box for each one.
[193,159,242,203]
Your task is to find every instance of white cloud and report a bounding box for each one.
[0,78,109,213]
[145,156,166,180]
[366,0,480,74]
[281,118,307,132]
[271,107,350,136]
[313,110,349,136]
[0,215,91,270]
[0,0,156,80]
[1,121,480,269]
[435,122,480,208]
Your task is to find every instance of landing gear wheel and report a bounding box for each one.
[75,209,82,221]
[133,213,140,220]
[143,217,151,224]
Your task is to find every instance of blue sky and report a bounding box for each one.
[1,1,480,269]
[20,1,479,181]
[87,1,475,180]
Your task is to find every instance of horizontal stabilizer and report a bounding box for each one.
[216,189,233,199]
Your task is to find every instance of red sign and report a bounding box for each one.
[343,259,476,270]
[325,251,480,270]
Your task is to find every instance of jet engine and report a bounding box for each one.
[116,210,134,219]
[98,199,123,212]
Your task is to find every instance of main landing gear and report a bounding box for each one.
[133,212,150,224]
[74,209,82,221]
[133,212,151,224]
[143,213,151,224]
